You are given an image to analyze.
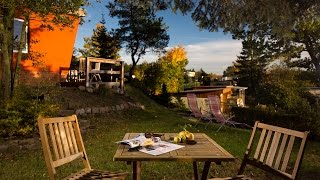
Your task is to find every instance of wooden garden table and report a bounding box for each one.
[113,133,234,180]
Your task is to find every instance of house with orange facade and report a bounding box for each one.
[13,11,84,78]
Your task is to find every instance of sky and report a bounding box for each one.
[74,1,243,75]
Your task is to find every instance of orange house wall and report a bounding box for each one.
[21,14,80,75]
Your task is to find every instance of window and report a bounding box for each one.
[13,18,28,53]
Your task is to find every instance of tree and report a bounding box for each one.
[79,16,121,59]
[157,46,188,93]
[233,32,272,97]
[258,64,313,113]
[153,0,320,81]
[79,21,120,59]
[0,0,85,103]
[107,1,169,81]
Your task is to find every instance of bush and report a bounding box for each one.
[232,105,320,139]
[0,71,60,138]
[0,91,60,137]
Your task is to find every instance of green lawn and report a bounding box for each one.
[0,87,319,179]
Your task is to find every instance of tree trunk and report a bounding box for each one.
[128,62,136,82]
[0,6,14,103]
[314,56,320,82]
[12,17,28,96]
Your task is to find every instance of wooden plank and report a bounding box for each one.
[86,57,90,87]
[54,123,65,158]
[244,121,259,155]
[193,161,199,180]
[64,122,74,155]
[259,130,273,163]
[48,123,60,160]
[292,132,308,178]
[254,128,266,159]
[38,119,56,179]
[89,82,120,85]
[59,122,70,157]
[72,115,91,169]
[274,134,288,170]
[266,131,280,166]
[87,57,120,64]
[281,135,295,172]
[52,152,83,168]
[68,121,79,153]
[258,123,305,137]
[89,70,121,74]
[201,161,211,180]
[39,116,75,124]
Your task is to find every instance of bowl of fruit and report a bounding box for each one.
[173,125,197,145]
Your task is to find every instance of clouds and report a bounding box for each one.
[119,39,243,75]
[185,40,242,74]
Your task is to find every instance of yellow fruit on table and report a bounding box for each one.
[173,136,181,143]
[143,138,154,146]
[178,131,186,138]
[180,135,187,143]
[186,133,194,140]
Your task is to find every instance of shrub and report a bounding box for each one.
[0,69,60,138]
[232,105,320,139]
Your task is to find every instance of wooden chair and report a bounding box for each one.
[210,121,309,180]
[38,115,127,180]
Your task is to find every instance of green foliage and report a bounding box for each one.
[0,69,60,137]
[232,104,320,138]
[233,32,272,97]
[78,16,121,59]
[107,1,169,80]
[165,1,320,81]
[257,65,313,113]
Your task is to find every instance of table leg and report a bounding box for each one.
[193,161,199,180]
[132,161,142,180]
[200,161,211,180]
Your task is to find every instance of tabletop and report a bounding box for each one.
[113,133,234,162]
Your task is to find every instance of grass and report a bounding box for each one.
[0,86,320,180]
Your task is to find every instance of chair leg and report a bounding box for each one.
[216,124,223,132]
[204,118,213,129]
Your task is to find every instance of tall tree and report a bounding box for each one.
[79,16,121,59]
[155,0,320,81]
[107,0,169,81]
[0,0,85,103]
[234,32,272,97]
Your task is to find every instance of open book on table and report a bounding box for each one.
[116,133,184,156]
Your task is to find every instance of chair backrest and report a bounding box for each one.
[239,121,309,180]
[38,115,91,179]
[186,93,203,118]
[207,95,225,123]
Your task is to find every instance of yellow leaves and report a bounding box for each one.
[161,45,187,65]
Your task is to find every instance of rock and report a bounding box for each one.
[86,87,94,93]
[92,107,100,114]
[85,107,92,114]
[105,106,110,112]
[123,103,129,109]
[59,110,74,116]
[99,107,106,113]
[78,86,86,91]
[76,108,86,116]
